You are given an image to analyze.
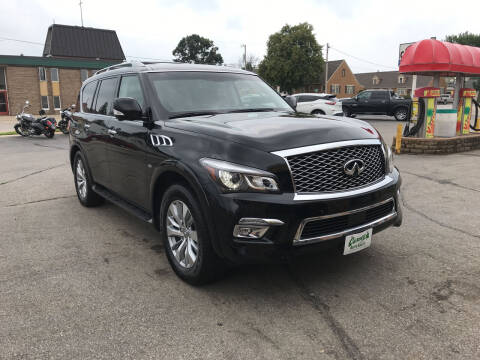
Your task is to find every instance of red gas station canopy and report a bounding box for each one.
[399,39,480,76]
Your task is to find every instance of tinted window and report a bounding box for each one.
[81,81,98,113]
[50,68,59,82]
[357,91,372,101]
[41,96,49,109]
[0,67,6,90]
[371,91,387,100]
[94,78,118,115]
[118,76,145,109]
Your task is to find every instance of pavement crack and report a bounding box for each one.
[0,164,67,186]
[401,195,480,239]
[6,195,75,207]
[33,143,69,150]
[402,170,480,193]
[286,263,365,360]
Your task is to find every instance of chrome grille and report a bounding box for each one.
[286,145,385,193]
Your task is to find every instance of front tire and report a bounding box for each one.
[73,152,104,207]
[14,124,28,137]
[45,129,55,138]
[160,184,224,285]
[394,107,408,121]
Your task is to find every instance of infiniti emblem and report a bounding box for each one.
[344,159,365,177]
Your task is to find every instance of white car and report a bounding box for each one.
[292,93,343,116]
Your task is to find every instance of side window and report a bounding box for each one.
[118,75,145,109]
[357,91,371,101]
[371,91,387,100]
[94,78,118,115]
[81,81,98,113]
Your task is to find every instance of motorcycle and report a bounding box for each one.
[58,104,75,134]
[14,101,57,138]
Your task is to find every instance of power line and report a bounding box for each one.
[0,37,44,46]
[329,46,397,70]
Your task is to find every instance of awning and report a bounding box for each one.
[399,39,480,76]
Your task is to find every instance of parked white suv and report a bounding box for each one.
[292,93,343,116]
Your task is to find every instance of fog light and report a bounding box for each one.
[233,218,285,239]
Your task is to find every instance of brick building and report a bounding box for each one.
[0,24,124,116]
[306,60,363,98]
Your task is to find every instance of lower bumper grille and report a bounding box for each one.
[294,198,396,245]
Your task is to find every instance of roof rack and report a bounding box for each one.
[94,60,180,75]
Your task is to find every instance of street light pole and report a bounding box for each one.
[79,0,84,27]
[241,44,247,69]
[324,43,329,93]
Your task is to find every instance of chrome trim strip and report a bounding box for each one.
[271,139,381,158]
[293,198,395,246]
[238,218,285,226]
[293,176,393,200]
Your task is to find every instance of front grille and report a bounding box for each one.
[300,199,395,240]
[286,145,385,193]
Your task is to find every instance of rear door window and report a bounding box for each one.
[94,77,118,115]
[371,91,387,100]
[81,81,98,113]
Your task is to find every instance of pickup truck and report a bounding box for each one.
[341,89,411,121]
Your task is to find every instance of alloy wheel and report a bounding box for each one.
[76,160,87,200]
[166,200,199,269]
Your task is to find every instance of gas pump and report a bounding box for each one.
[471,98,480,131]
[404,87,440,138]
[456,89,477,135]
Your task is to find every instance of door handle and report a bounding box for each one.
[108,129,117,136]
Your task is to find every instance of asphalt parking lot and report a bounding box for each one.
[1,119,479,360]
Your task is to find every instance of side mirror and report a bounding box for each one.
[25,100,30,105]
[284,95,297,110]
[113,97,142,120]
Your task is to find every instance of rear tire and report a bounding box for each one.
[311,109,325,115]
[160,184,225,285]
[45,129,55,138]
[73,152,104,207]
[394,107,409,121]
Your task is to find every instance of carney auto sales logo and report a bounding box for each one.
[343,159,365,177]
[150,134,173,147]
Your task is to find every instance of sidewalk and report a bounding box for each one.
[0,115,61,133]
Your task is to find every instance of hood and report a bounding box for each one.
[164,112,379,152]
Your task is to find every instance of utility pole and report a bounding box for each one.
[241,44,247,70]
[324,43,329,93]
[79,0,84,27]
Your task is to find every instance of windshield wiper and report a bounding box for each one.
[225,108,276,113]
[168,111,222,119]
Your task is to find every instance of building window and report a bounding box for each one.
[398,75,406,84]
[341,69,346,77]
[39,67,46,81]
[372,76,380,85]
[53,96,61,109]
[330,84,340,94]
[0,67,6,90]
[41,96,49,110]
[81,69,89,82]
[50,68,59,82]
[345,85,355,94]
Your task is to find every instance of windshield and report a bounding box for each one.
[148,71,292,117]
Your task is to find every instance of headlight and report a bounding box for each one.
[381,139,394,173]
[200,158,279,193]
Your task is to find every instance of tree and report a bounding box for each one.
[258,23,324,93]
[172,34,223,65]
[445,31,480,47]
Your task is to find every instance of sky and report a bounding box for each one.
[1,0,479,74]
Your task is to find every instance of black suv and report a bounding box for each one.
[341,89,411,121]
[69,62,402,284]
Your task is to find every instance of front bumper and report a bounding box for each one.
[205,168,402,264]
